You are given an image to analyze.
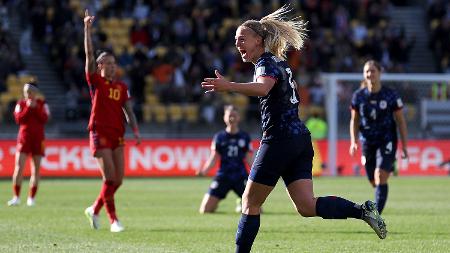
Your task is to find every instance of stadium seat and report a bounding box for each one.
[168,104,183,122]
[142,104,152,122]
[145,94,159,105]
[152,105,168,123]
[184,104,199,123]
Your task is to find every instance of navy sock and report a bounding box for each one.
[235,214,260,253]
[316,196,363,219]
[375,184,388,214]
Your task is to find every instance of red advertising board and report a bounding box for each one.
[0,139,448,177]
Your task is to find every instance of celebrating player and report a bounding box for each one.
[7,82,50,207]
[196,105,253,214]
[350,60,409,214]
[83,9,141,233]
[202,5,387,252]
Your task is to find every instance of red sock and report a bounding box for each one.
[113,183,122,193]
[29,185,38,198]
[13,184,21,197]
[102,180,118,223]
[93,194,104,215]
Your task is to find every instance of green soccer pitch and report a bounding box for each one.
[1,177,449,253]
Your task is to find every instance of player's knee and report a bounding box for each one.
[296,206,315,217]
[199,205,216,214]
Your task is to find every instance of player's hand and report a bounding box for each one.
[349,142,358,156]
[134,133,141,146]
[401,147,408,159]
[84,9,95,27]
[26,98,36,108]
[202,70,229,93]
[195,169,204,177]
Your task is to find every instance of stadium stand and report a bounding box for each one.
[0,0,447,138]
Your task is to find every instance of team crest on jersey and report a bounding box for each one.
[255,66,265,78]
[379,100,387,109]
[238,139,246,147]
[210,181,219,189]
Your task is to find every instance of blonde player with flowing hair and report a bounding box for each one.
[202,6,387,252]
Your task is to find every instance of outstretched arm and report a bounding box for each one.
[202,70,275,97]
[84,9,96,74]
[123,101,141,145]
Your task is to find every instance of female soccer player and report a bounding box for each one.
[7,82,50,207]
[196,105,253,214]
[83,10,141,233]
[202,6,387,252]
[350,60,408,214]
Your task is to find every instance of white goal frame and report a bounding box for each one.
[322,73,450,176]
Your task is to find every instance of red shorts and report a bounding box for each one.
[89,127,124,156]
[17,137,45,156]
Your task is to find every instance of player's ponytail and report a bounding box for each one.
[242,5,307,60]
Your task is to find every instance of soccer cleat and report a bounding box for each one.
[362,200,387,239]
[110,220,124,233]
[7,197,20,206]
[84,206,100,229]
[26,197,35,207]
[235,198,242,213]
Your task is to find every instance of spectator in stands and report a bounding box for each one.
[7,82,50,207]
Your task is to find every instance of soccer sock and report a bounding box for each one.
[29,185,38,198]
[92,182,122,215]
[102,180,118,223]
[375,184,388,214]
[316,196,363,219]
[235,214,260,253]
[13,184,21,197]
[113,183,122,194]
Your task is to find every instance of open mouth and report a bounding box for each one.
[239,49,247,58]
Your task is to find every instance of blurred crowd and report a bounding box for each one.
[0,0,432,125]
[427,0,450,73]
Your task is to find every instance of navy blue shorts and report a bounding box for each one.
[249,134,313,187]
[208,176,247,199]
[362,141,397,181]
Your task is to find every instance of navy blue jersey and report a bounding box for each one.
[351,86,403,145]
[253,52,309,141]
[213,130,252,180]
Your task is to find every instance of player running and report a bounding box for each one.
[202,5,387,252]
[350,60,409,214]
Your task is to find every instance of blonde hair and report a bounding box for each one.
[241,5,307,60]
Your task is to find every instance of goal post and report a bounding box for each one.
[321,73,450,176]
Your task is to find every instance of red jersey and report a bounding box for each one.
[85,72,130,133]
[14,99,50,140]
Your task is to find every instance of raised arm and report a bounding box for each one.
[349,109,360,156]
[123,101,141,145]
[84,9,96,74]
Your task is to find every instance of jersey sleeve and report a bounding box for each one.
[391,90,404,111]
[13,101,32,124]
[36,101,50,123]
[211,133,220,151]
[85,72,101,88]
[350,91,359,110]
[255,59,279,81]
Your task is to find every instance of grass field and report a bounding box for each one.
[0,177,449,253]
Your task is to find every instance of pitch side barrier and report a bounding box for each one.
[0,139,448,177]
